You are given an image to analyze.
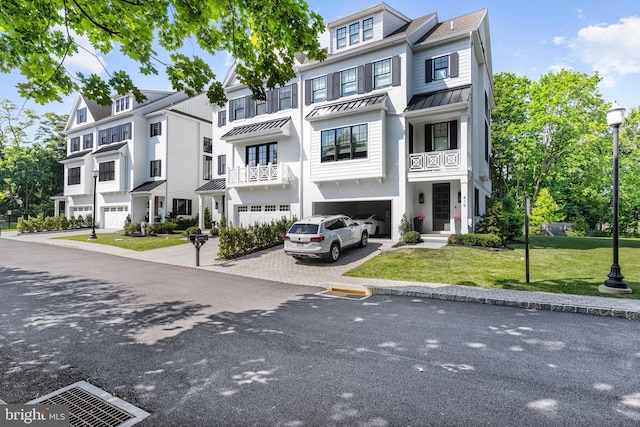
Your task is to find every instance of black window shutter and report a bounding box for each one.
[159,122,162,135]
[364,63,373,92]
[333,72,341,99]
[391,55,401,86]
[218,110,226,127]
[408,123,414,154]
[304,79,312,105]
[425,124,433,152]
[326,73,334,101]
[449,120,458,149]
[357,65,366,94]
[266,90,273,113]
[229,101,236,122]
[291,83,298,108]
[149,123,153,136]
[245,95,254,118]
[271,88,280,112]
[449,52,459,78]
[425,59,433,83]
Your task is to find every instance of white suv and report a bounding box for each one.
[284,214,368,262]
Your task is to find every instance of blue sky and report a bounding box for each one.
[2,0,640,120]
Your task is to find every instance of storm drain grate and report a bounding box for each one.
[28,381,149,427]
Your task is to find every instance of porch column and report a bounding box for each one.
[54,199,60,217]
[460,114,469,171]
[148,196,155,224]
[461,178,469,233]
[198,194,204,230]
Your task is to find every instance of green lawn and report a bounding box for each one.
[54,232,191,251]
[345,236,640,299]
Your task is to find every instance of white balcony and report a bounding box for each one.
[409,149,460,172]
[227,163,294,188]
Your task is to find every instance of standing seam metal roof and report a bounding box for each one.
[405,85,471,112]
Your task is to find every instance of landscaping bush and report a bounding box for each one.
[124,222,141,236]
[204,207,212,229]
[477,196,523,245]
[147,221,177,235]
[209,226,219,236]
[218,217,295,259]
[403,230,421,244]
[448,233,502,248]
[398,214,412,238]
[185,226,199,235]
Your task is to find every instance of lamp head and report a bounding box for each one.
[92,169,99,178]
[607,102,625,127]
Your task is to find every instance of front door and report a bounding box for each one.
[432,183,450,231]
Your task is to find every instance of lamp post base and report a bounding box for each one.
[600,265,631,294]
[89,227,97,240]
[599,284,632,294]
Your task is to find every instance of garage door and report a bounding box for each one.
[104,206,129,229]
[237,204,291,227]
[313,200,392,238]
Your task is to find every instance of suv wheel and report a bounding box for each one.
[328,243,340,262]
[359,231,368,248]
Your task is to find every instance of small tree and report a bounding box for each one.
[398,214,412,238]
[477,196,523,245]
[204,207,212,229]
[530,188,564,230]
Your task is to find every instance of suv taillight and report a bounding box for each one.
[310,236,324,242]
[283,236,290,241]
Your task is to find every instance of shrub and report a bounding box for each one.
[477,196,523,245]
[173,216,197,230]
[217,217,296,259]
[43,216,56,231]
[448,233,502,248]
[209,227,219,236]
[398,214,412,238]
[204,207,212,229]
[403,230,421,244]
[146,221,177,235]
[185,226,199,235]
[124,222,141,236]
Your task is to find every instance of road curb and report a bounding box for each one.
[369,287,640,320]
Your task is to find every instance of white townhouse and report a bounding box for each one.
[199,2,493,241]
[56,91,212,229]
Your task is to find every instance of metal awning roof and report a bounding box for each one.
[405,85,471,112]
[306,94,387,121]
[130,180,166,193]
[195,178,226,193]
[93,142,127,155]
[221,117,291,141]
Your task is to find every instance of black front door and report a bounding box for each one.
[432,183,450,231]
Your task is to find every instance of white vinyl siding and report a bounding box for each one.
[412,40,471,94]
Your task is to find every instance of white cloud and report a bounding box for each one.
[52,26,106,75]
[568,16,640,87]
[552,36,565,46]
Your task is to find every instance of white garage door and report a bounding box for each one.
[104,206,129,229]
[237,204,291,227]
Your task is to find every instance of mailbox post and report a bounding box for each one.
[188,228,209,266]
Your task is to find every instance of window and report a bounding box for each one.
[77,108,87,124]
[150,160,161,177]
[321,124,368,162]
[433,56,449,80]
[150,122,162,137]
[98,161,115,182]
[68,167,81,185]
[279,86,291,110]
[203,156,212,180]
[115,96,131,112]
[363,18,373,41]
[172,198,192,216]
[83,133,93,149]
[341,68,357,96]
[218,110,226,127]
[246,143,277,167]
[98,123,132,145]
[474,188,480,216]
[426,121,457,152]
[70,137,80,152]
[203,137,212,154]
[336,27,347,49]
[374,59,391,89]
[255,97,267,115]
[349,22,359,45]
[232,98,245,120]
[485,121,490,162]
[312,77,326,103]
[265,205,276,212]
[218,154,226,175]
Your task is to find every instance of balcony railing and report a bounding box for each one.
[409,149,460,172]
[227,162,293,187]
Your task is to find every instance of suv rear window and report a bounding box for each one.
[288,224,319,234]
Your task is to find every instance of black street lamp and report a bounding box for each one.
[89,169,99,240]
[600,103,631,294]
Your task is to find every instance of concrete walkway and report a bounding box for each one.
[3,229,639,320]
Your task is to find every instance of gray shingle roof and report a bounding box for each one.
[83,96,112,122]
[415,9,486,45]
[387,13,436,38]
[93,142,127,155]
[306,93,387,119]
[63,149,91,161]
[221,117,291,139]
[405,85,471,112]
[130,180,166,193]
[195,179,226,192]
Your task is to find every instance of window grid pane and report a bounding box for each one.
[349,22,359,45]
[341,68,356,96]
[363,18,373,40]
[336,27,346,49]
[312,77,326,103]
[434,56,449,80]
[374,59,391,89]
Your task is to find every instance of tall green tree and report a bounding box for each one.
[0,0,326,106]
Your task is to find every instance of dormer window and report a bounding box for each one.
[336,27,347,49]
[115,95,131,113]
[349,23,359,45]
[363,18,373,41]
[77,108,87,124]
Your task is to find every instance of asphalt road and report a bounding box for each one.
[1,239,639,426]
